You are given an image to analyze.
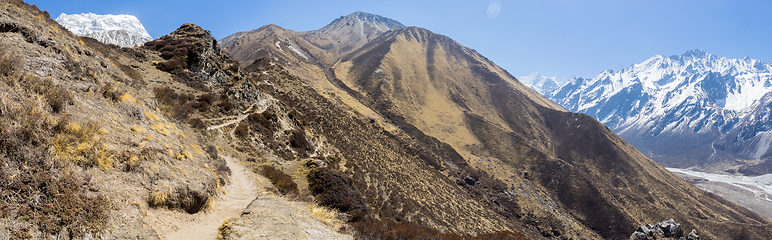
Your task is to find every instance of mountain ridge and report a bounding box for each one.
[544,49,772,172]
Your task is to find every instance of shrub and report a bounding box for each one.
[247,110,278,141]
[144,35,206,80]
[260,165,299,195]
[102,83,123,102]
[189,118,206,130]
[175,103,197,120]
[154,86,179,104]
[218,100,234,112]
[52,121,115,169]
[353,218,463,240]
[153,87,202,120]
[118,63,142,84]
[45,85,72,113]
[0,42,107,238]
[234,123,249,139]
[0,49,21,77]
[289,129,311,152]
[198,93,215,105]
[1,169,110,238]
[307,168,367,221]
[247,112,271,128]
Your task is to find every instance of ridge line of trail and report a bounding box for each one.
[162,155,259,240]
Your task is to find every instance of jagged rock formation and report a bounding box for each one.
[55,12,152,47]
[143,23,240,91]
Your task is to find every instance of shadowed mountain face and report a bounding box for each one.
[224,12,772,239]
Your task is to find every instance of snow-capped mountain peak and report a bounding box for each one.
[56,13,152,47]
[519,72,559,95]
[547,49,772,169]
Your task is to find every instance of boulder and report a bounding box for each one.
[629,219,695,240]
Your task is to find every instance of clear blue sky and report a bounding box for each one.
[26,0,772,82]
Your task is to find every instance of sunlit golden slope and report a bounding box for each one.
[333,27,563,161]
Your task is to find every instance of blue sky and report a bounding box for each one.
[26,0,772,82]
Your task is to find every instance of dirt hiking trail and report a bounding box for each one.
[145,155,259,240]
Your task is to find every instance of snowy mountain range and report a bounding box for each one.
[536,49,772,174]
[519,72,559,94]
[55,13,152,47]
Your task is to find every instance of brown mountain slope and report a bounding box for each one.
[225,13,772,239]
[219,24,330,82]
[219,12,406,102]
[220,11,404,71]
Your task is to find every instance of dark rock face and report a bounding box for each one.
[630,219,699,240]
[463,176,476,186]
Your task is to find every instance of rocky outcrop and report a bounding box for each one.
[630,219,699,240]
[143,23,241,90]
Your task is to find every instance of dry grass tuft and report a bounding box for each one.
[102,82,124,102]
[0,48,21,77]
[310,205,345,229]
[147,186,211,214]
[131,125,148,134]
[148,189,170,207]
[216,218,234,240]
[52,121,115,169]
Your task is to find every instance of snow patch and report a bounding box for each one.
[751,130,772,159]
[286,43,309,61]
[274,41,284,53]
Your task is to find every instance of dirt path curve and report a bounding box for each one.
[205,98,273,131]
[155,155,259,240]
